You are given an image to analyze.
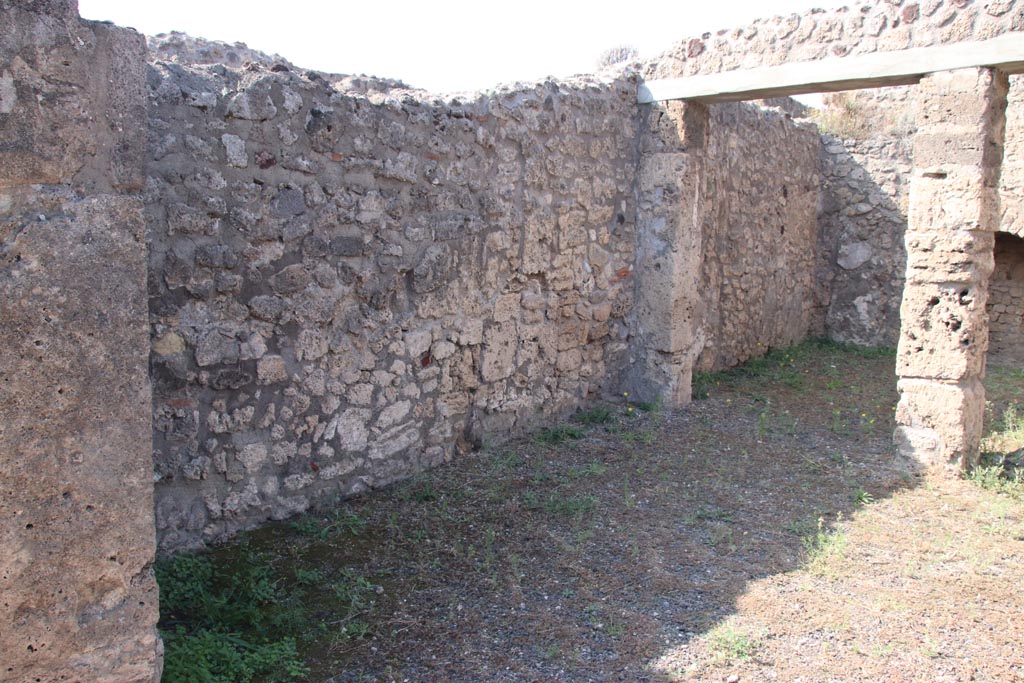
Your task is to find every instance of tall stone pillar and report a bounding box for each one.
[895,68,1009,471]
[0,1,162,681]
[630,101,709,406]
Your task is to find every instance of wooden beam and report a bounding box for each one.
[639,32,1024,104]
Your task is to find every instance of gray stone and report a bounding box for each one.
[837,240,874,270]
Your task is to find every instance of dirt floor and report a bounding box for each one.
[175,343,1024,683]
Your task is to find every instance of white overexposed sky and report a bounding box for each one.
[79,0,847,95]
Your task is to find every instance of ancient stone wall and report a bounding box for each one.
[989,232,1024,362]
[816,75,1021,348]
[646,0,1022,349]
[5,0,1024,679]
[817,87,914,347]
[1002,77,1024,236]
[646,0,1022,80]
[0,1,161,681]
[146,62,641,551]
[696,103,823,372]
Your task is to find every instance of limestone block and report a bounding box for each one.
[895,378,985,468]
[481,321,517,382]
[522,214,555,274]
[236,444,268,473]
[897,282,989,380]
[638,153,690,203]
[377,400,411,430]
[257,355,288,384]
[195,328,241,367]
[908,168,1001,232]
[556,348,583,373]
[904,228,994,284]
[369,426,420,460]
[404,329,433,359]
[837,240,873,270]
[221,133,248,168]
[914,68,1009,136]
[335,408,371,452]
[493,292,521,323]
[0,7,146,191]
[457,318,484,346]
[0,196,160,683]
[913,129,993,169]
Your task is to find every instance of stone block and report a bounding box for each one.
[0,8,146,191]
[481,321,517,382]
[335,408,371,452]
[908,169,1001,232]
[894,378,985,469]
[257,355,289,385]
[896,282,989,380]
[904,229,994,284]
[0,196,160,683]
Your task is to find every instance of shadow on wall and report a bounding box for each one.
[816,87,915,349]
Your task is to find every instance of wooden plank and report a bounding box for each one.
[639,32,1024,104]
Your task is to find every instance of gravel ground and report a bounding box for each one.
[188,343,1024,683]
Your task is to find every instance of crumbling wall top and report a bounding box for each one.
[645,0,1022,80]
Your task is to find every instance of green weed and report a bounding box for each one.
[576,406,613,425]
[537,424,585,445]
[155,550,311,683]
[704,622,759,664]
[853,487,874,506]
[288,510,366,539]
[569,461,609,478]
[802,516,848,575]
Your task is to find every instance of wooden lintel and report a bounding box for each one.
[638,32,1024,104]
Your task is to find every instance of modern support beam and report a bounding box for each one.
[638,32,1024,104]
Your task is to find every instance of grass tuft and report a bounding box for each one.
[537,424,585,445]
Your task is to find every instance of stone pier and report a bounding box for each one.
[0,2,162,681]
[631,101,709,406]
[894,67,1009,471]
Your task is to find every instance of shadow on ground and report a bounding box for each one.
[160,343,1024,682]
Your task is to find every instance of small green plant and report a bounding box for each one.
[331,568,375,610]
[830,408,849,435]
[690,505,733,523]
[692,372,717,399]
[294,568,324,586]
[803,515,848,575]
[545,494,597,518]
[404,478,440,502]
[576,406,613,425]
[604,617,626,637]
[1005,404,1024,436]
[569,461,609,478]
[853,487,874,506]
[491,451,523,471]
[784,517,818,537]
[633,399,661,413]
[288,509,366,539]
[155,550,311,683]
[967,456,1023,500]
[288,516,323,538]
[704,622,758,664]
[859,412,877,435]
[537,424,585,445]
[623,478,637,510]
